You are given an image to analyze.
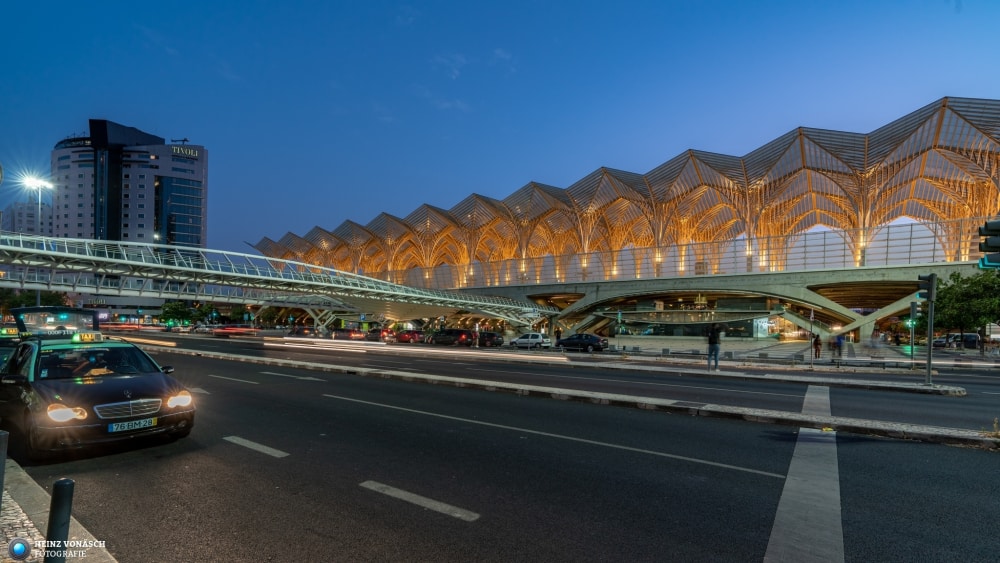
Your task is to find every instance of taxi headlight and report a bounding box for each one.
[47,403,88,422]
[167,390,193,408]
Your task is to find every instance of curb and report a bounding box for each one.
[2,459,118,562]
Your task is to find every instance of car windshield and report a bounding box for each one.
[38,345,160,379]
[16,309,96,332]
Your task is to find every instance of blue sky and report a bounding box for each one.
[1,0,995,253]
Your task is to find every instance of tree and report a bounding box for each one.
[0,289,67,318]
[160,301,194,326]
[934,270,1000,351]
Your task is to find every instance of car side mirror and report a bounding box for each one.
[1,374,27,385]
[161,366,175,374]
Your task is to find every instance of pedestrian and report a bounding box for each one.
[836,334,845,357]
[554,327,562,342]
[706,323,722,371]
[813,333,822,359]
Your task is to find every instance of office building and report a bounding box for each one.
[0,201,52,236]
[50,119,208,246]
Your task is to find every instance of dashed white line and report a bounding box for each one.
[207,374,258,384]
[260,371,324,381]
[223,436,290,458]
[189,387,210,394]
[360,481,480,522]
[323,393,783,478]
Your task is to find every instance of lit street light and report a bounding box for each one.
[23,176,52,305]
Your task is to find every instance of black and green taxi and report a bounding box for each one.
[0,324,20,364]
[0,307,195,458]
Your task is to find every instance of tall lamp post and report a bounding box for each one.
[23,177,52,306]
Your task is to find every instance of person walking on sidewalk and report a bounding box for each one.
[706,323,722,371]
[813,333,822,358]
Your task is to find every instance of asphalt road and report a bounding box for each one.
[140,333,1000,432]
[17,351,1000,562]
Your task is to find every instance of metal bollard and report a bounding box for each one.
[44,478,75,563]
[0,430,7,514]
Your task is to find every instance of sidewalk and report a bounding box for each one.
[1,459,117,563]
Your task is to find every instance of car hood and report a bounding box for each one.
[31,373,185,405]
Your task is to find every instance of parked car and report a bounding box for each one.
[366,327,395,342]
[933,333,980,349]
[477,331,504,347]
[428,329,475,346]
[287,326,320,337]
[0,307,195,459]
[332,328,365,340]
[510,332,552,349]
[555,333,608,352]
[0,325,21,364]
[396,329,424,343]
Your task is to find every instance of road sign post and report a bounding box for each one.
[917,274,937,385]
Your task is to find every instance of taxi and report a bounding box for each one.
[0,307,195,459]
[0,324,20,365]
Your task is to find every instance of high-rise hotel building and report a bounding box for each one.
[50,119,208,246]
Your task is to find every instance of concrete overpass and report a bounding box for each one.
[461,262,978,341]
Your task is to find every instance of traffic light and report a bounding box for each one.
[907,301,921,327]
[979,219,1000,270]
[917,273,937,302]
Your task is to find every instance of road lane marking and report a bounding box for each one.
[260,371,324,381]
[765,386,844,562]
[467,368,802,398]
[207,374,259,384]
[323,394,783,479]
[360,481,480,522]
[190,387,211,394]
[223,436,290,458]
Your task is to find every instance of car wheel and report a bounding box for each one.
[170,427,192,440]
[585,344,594,353]
[22,413,48,462]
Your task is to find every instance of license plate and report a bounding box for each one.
[108,417,158,432]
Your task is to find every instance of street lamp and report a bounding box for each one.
[23,176,52,305]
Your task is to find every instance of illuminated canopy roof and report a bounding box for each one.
[254,97,1000,283]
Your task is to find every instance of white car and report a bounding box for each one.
[510,332,552,349]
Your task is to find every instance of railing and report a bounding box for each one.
[0,232,557,315]
[380,217,989,289]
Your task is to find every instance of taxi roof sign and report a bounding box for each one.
[72,332,104,343]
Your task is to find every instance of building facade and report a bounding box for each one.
[50,119,208,246]
[0,201,52,236]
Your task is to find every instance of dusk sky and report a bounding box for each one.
[1,0,996,254]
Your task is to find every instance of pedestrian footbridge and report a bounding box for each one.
[0,233,554,325]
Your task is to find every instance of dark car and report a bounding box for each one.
[428,329,475,346]
[477,331,504,347]
[287,326,320,337]
[366,327,395,342]
[396,329,424,343]
[0,307,195,459]
[332,328,365,340]
[0,325,21,364]
[556,333,609,352]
